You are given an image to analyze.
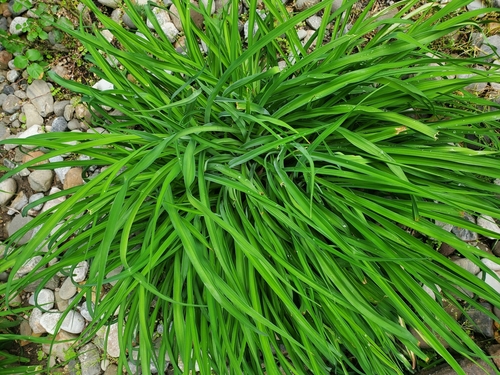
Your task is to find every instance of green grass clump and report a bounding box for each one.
[2,0,500,374]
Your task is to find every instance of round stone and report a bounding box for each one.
[28,170,54,192]
[0,178,17,205]
[28,289,55,310]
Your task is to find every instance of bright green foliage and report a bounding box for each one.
[2,0,500,374]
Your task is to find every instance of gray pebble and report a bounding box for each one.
[53,100,70,117]
[2,85,14,95]
[6,70,19,83]
[97,0,120,8]
[14,90,26,99]
[17,255,43,275]
[306,15,322,30]
[67,119,81,130]
[28,192,45,211]
[7,190,28,215]
[64,105,75,121]
[2,94,21,114]
[71,261,89,282]
[122,13,136,29]
[26,80,54,117]
[59,277,77,300]
[28,170,54,192]
[295,0,320,10]
[79,343,101,375]
[452,257,480,275]
[7,214,34,246]
[29,307,47,334]
[51,117,68,132]
[79,301,94,321]
[0,93,7,106]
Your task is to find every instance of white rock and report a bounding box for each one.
[477,215,500,239]
[478,271,500,295]
[17,124,44,150]
[71,261,89,282]
[7,70,20,83]
[297,28,307,40]
[40,187,66,213]
[160,22,179,43]
[29,307,46,334]
[79,301,94,322]
[481,258,500,271]
[92,79,114,91]
[306,15,322,30]
[105,323,120,357]
[101,29,114,44]
[17,256,43,275]
[28,192,45,211]
[39,311,63,334]
[59,277,77,300]
[9,17,29,35]
[40,310,86,334]
[421,284,441,300]
[200,0,216,14]
[0,178,17,205]
[7,191,28,215]
[28,289,55,310]
[147,7,171,29]
[106,266,123,286]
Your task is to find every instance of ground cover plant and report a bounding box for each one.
[2,0,500,373]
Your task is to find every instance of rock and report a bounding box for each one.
[22,150,47,167]
[51,117,68,132]
[0,50,12,70]
[92,79,114,91]
[53,100,70,117]
[28,170,53,192]
[40,310,86,335]
[122,13,136,29]
[29,307,46,334]
[477,215,500,239]
[9,16,28,35]
[17,255,43,275]
[0,178,17,205]
[482,258,500,271]
[63,105,74,121]
[421,284,441,300]
[41,330,78,361]
[6,69,19,83]
[19,319,32,346]
[467,0,486,11]
[74,104,91,122]
[67,119,81,130]
[417,358,496,375]
[7,191,28,215]
[22,103,44,128]
[452,257,480,274]
[59,277,77,300]
[104,364,118,375]
[100,322,120,357]
[97,0,120,8]
[306,15,322,30]
[488,344,500,370]
[79,343,101,375]
[40,187,66,213]
[438,243,455,256]
[451,213,478,242]
[28,289,55,310]
[14,90,26,100]
[147,7,170,29]
[26,80,54,117]
[63,167,84,190]
[71,261,89,282]
[468,302,494,338]
[478,271,500,294]
[295,0,319,10]
[17,124,44,150]
[106,266,123,286]
[110,8,122,23]
[7,214,34,245]
[2,94,21,114]
[170,1,204,32]
[28,192,45,211]
[55,289,70,311]
[79,301,94,321]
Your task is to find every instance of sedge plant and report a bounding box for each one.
[2,0,500,373]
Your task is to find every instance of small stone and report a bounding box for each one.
[0,178,17,205]
[55,289,70,311]
[306,15,322,30]
[451,213,478,242]
[28,289,55,310]
[97,0,120,8]
[41,330,78,361]
[7,214,34,245]
[28,170,54,192]
[295,0,319,10]
[59,277,77,300]
[22,103,44,128]
[67,119,81,130]
[53,100,70,117]
[74,104,91,122]
[477,215,500,239]
[51,117,68,132]
[79,301,94,321]
[9,17,28,35]
[122,13,136,29]
[79,343,101,375]
[29,307,46,334]
[7,191,28,215]
[63,105,74,121]
[2,94,21,114]
[0,50,12,70]
[17,124,44,150]
[468,302,494,338]
[17,255,43,275]
[19,319,32,346]
[6,69,19,83]
[488,344,500,369]
[2,85,14,95]
[101,322,120,357]
[110,8,122,23]
[40,187,66,213]
[40,310,86,334]
[28,192,45,211]
[14,90,26,99]
[478,270,500,294]
[26,80,54,117]
[481,258,500,271]
[104,364,118,375]
[439,243,456,256]
[22,150,48,167]
[452,257,480,274]
[170,1,204,32]
[71,261,89,282]
[92,79,114,91]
